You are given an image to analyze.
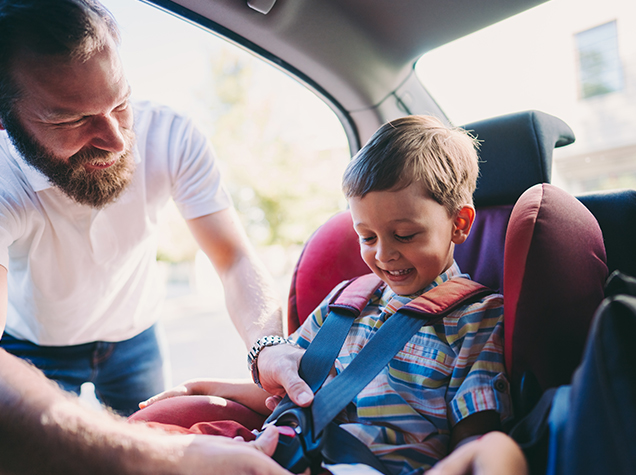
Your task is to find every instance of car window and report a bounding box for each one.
[416,0,636,195]
[98,0,350,382]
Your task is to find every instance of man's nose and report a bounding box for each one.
[88,115,126,153]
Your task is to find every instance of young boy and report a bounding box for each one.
[139,115,512,474]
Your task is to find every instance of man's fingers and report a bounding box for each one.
[284,377,313,407]
[257,345,314,406]
[265,395,282,411]
[251,425,280,456]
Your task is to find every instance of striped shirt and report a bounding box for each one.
[289,262,512,474]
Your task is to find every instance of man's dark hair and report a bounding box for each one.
[0,0,120,121]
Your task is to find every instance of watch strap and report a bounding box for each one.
[247,335,288,388]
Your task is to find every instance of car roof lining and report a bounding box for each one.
[146,0,547,111]
[145,0,548,149]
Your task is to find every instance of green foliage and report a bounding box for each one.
[203,45,350,247]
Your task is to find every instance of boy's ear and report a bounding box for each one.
[451,206,475,245]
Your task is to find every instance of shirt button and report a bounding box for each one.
[495,379,508,392]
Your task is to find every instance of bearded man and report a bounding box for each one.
[0,0,312,418]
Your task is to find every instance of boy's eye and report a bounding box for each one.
[359,235,376,244]
[395,233,416,241]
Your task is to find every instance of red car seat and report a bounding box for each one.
[504,183,608,416]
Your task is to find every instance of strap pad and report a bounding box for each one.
[403,277,493,317]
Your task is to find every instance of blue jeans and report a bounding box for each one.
[0,324,167,416]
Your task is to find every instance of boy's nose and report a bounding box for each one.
[375,240,398,262]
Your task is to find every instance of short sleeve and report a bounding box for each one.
[444,294,513,426]
[167,115,233,220]
[0,182,23,270]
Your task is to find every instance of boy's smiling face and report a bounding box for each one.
[349,184,474,295]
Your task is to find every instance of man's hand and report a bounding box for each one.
[256,344,313,410]
[427,432,528,475]
[177,426,293,474]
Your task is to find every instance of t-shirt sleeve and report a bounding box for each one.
[167,115,233,220]
[0,182,22,271]
[444,294,513,426]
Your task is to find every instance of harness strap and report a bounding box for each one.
[322,423,394,475]
[268,275,384,424]
[311,308,428,435]
[269,274,493,473]
[300,274,384,393]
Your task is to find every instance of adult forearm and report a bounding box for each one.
[0,350,187,474]
[185,210,284,348]
[221,252,284,347]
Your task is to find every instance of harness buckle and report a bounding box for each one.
[268,406,324,473]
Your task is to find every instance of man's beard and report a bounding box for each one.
[3,110,136,209]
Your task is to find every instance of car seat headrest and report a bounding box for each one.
[577,189,636,279]
[462,111,575,207]
[504,183,607,400]
[287,211,369,332]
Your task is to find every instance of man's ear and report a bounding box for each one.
[451,205,475,245]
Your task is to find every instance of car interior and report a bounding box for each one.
[138,0,636,460]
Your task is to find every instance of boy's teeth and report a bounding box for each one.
[387,269,409,276]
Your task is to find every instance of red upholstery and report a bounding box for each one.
[287,211,368,332]
[504,184,608,397]
[128,395,267,438]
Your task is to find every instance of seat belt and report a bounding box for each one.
[265,273,493,474]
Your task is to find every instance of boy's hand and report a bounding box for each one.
[139,379,220,409]
[256,344,313,409]
[427,432,528,475]
[139,383,193,409]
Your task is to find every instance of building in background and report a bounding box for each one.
[417,0,636,195]
[554,6,636,194]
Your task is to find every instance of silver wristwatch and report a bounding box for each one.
[247,335,288,388]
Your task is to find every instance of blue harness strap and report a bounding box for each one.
[266,274,493,474]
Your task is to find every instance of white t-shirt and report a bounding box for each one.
[0,101,232,345]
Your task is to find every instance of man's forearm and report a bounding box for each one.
[185,210,284,348]
[0,349,187,474]
[221,252,284,347]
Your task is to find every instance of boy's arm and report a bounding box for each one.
[448,410,501,451]
[140,378,272,415]
[428,431,528,475]
[446,297,512,448]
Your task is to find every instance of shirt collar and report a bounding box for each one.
[2,135,51,192]
[381,260,469,309]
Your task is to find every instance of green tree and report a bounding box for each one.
[204,45,349,247]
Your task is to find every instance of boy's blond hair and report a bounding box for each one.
[342,115,479,215]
